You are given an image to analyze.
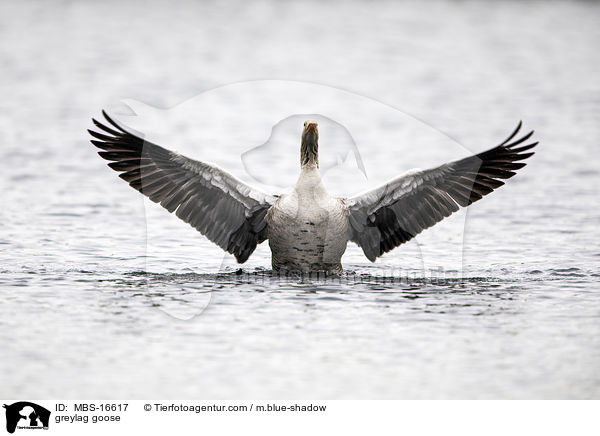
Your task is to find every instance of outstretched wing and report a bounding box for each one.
[346,122,538,261]
[89,111,276,263]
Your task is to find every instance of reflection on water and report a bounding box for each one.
[1,0,599,399]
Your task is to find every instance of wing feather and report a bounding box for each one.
[89,111,276,263]
[347,122,537,261]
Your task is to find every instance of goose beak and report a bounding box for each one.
[304,121,318,133]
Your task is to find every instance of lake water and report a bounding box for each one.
[0,0,599,399]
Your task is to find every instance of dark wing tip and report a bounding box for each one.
[499,120,523,146]
[92,117,123,137]
[101,109,128,133]
[505,130,534,148]
[510,141,538,153]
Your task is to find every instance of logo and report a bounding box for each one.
[3,402,50,434]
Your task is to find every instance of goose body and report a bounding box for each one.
[89,114,537,274]
[267,165,349,273]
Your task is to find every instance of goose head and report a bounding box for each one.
[300,120,319,168]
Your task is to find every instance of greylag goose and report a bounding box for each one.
[89,112,537,274]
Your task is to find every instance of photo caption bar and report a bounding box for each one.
[0,400,597,435]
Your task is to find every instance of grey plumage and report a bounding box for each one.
[89,111,276,263]
[346,121,537,261]
[89,113,537,273]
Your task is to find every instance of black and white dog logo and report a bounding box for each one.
[3,402,50,434]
